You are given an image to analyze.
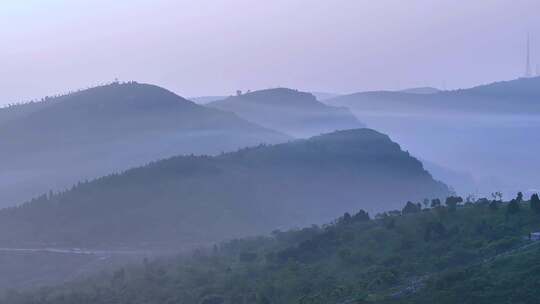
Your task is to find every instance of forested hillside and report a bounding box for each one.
[5,194,540,304]
[0,129,448,249]
[0,82,288,206]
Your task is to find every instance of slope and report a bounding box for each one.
[328,77,540,198]
[0,82,289,206]
[5,196,540,304]
[0,129,449,249]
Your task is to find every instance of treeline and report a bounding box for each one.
[1,80,136,109]
[380,192,540,217]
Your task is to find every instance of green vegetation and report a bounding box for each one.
[0,129,448,249]
[5,194,540,304]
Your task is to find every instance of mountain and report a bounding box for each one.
[328,77,540,199]
[207,88,364,137]
[0,129,449,249]
[6,196,540,303]
[330,77,540,115]
[0,82,289,207]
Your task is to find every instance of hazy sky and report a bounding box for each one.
[1,0,539,104]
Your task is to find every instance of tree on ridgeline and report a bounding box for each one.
[531,194,540,214]
[491,192,503,202]
[353,210,370,222]
[430,198,441,208]
[516,192,523,203]
[445,196,463,212]
[341,212,352,224]
[402,201,421,214]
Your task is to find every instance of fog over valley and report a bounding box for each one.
[0,1,539,303]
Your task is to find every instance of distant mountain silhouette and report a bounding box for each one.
[208,88,364,137]
[0,129,449,249]
[0,82,289,206]
[331,77,540,115]
[191,92,341,104]
[400,87,441,94]
[329,77,540,198]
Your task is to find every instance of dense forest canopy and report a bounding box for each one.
[0,129,448,249]
[4,194,540,304]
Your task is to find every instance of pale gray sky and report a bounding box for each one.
[1,0,539,104]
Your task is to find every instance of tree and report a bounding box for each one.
[516,192,524,203]
[445,196,463,212]
[431,198,441,208]
[422,198,430,209]
[465,194,476,204]
[402,201,421,214]
[341,212,352,224]
[476,198,490,206]
[353,210,370,222]
[491,192,503,202]
[506,199,520,215]
[531,194,540,213]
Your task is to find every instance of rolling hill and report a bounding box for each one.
[208,88,364,137]
[0,82,289,207]
[0,129,449,249]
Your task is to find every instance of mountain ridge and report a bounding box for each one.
[330,77,540,115]
[208,88,365,137]
[0,129,449,249]
[0,82,289,206]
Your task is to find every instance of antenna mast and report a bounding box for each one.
[525,33,532,78]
